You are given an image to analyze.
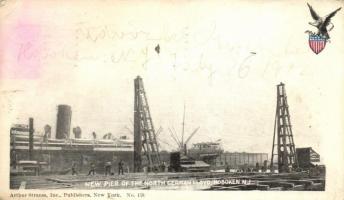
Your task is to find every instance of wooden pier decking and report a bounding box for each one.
[10,171,325,191]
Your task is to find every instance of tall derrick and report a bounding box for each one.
[270,83,298,172]
[133,76,161,172]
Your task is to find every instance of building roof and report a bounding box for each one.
[180,160,210,168]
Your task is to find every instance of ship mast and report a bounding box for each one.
[181,103,186,152]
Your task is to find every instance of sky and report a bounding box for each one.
[1,0,344,159]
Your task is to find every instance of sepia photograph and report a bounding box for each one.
[0,0,343,199]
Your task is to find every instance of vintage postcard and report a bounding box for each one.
[0,0,343,199]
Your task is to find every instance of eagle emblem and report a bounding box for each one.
[305,3,341,54]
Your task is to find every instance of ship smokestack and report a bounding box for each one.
[73,126,82,139]
[29,118,34,160]
[44,124,51,138]
[56,105,72,139]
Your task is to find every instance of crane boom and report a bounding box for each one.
[156,126,162,137]
[181,103,186,148]
[169,128,181,147]
[184,127,200,145]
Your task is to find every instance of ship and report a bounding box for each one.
[187,141,224,166]
[10,123,134,175]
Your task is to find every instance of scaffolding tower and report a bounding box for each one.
[133,76,161,172]
[270,83,298,173]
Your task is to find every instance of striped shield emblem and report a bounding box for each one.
[308,34,327,54]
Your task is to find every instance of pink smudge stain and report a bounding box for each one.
[1,2,43,79]
[11,23,42,79]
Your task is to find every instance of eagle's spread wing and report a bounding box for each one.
[307,3,320,20]
[323,7,342,27]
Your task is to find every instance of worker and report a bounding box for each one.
[160,162,166,172]
[153,166,158,173]
[71,162,78,175]
[225,163,230,172]
[105,161,112,176]
[92,132,97,144]
[87,162,96,176]
[255,162,260,172]
[37,161,41,176]
[118,160,124,175]
[43,132,48,142]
